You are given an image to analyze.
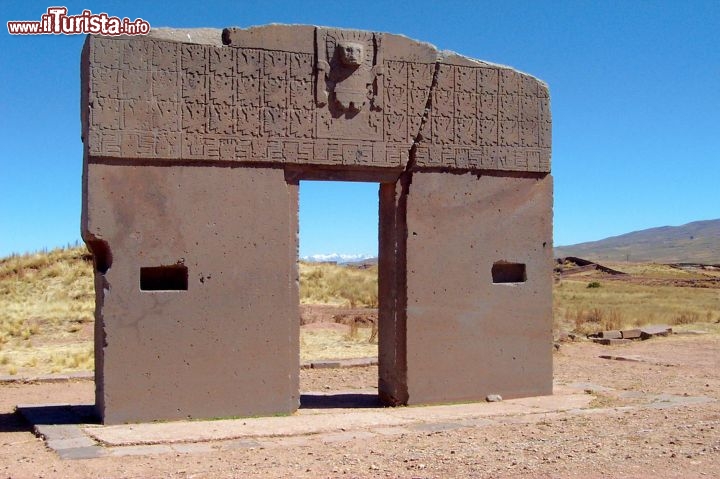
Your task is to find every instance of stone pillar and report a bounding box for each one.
[377,178,409,405]
[403,172,553,403]
[83,163,298,424]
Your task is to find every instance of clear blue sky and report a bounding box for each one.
[1,1,718,258]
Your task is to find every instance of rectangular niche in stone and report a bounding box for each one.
[140,265,188,291]
[491,261,527,284]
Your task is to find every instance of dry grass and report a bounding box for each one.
[0,343,93,375]
[1,245,718,375]
[299,262,378,308]
[554,278,719,335]
[0,246,95,375]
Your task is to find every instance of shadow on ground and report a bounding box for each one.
[0,411,32,433]
[300,393,380,409]
[17,404,99,426]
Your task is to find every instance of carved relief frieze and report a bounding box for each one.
[84,31,550,172]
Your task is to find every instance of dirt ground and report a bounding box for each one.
[300,304,378,326]
[1,334,719,478]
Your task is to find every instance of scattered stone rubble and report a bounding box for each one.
[589,325,673,345]
[555,326,675,348]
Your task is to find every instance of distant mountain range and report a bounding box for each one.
[303,219,719,265]
[555,219,720,264]
[301,253,376,263]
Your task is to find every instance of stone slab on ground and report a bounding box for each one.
[599,330,622,339]
[621,329,643,339]
[0,371,94,384]
[645,393,715,408]
[592,338,632,345]
[640,325,673,339]
[19,389,591,458]
[293,357,378,369]
[304,360,343,369]
[19,385,715,460]
[598,354,677,366]
[599,354,645,362]
[83,391,588,447]
[56,446,106,460]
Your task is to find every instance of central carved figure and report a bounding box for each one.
[332,41,368,112]
[316,29,383,115]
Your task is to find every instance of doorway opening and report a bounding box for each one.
[298,180,381,408]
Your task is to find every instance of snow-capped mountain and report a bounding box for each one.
[301,253,376,263]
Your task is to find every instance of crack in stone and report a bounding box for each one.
[405,60,441,174]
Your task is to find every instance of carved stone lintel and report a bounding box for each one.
[84,28,551,173]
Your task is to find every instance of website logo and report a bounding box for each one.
[7,7,150,36]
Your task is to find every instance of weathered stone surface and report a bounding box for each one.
[599,354,644,362]
[620,328,642,339]
[640,325,672,340]
[401,172,554,404]
[599,330,622,339]
[81,24,553,423]
[83,164,299,424]
[593,338,632,345]
[0,371,94,384]
[82,26,550,174]
[309,361,343,369]
[57,446,106,460]
[300,357,378,369]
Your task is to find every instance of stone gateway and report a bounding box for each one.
[80,25,553,424]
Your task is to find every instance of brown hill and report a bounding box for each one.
[554,219,720,264]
